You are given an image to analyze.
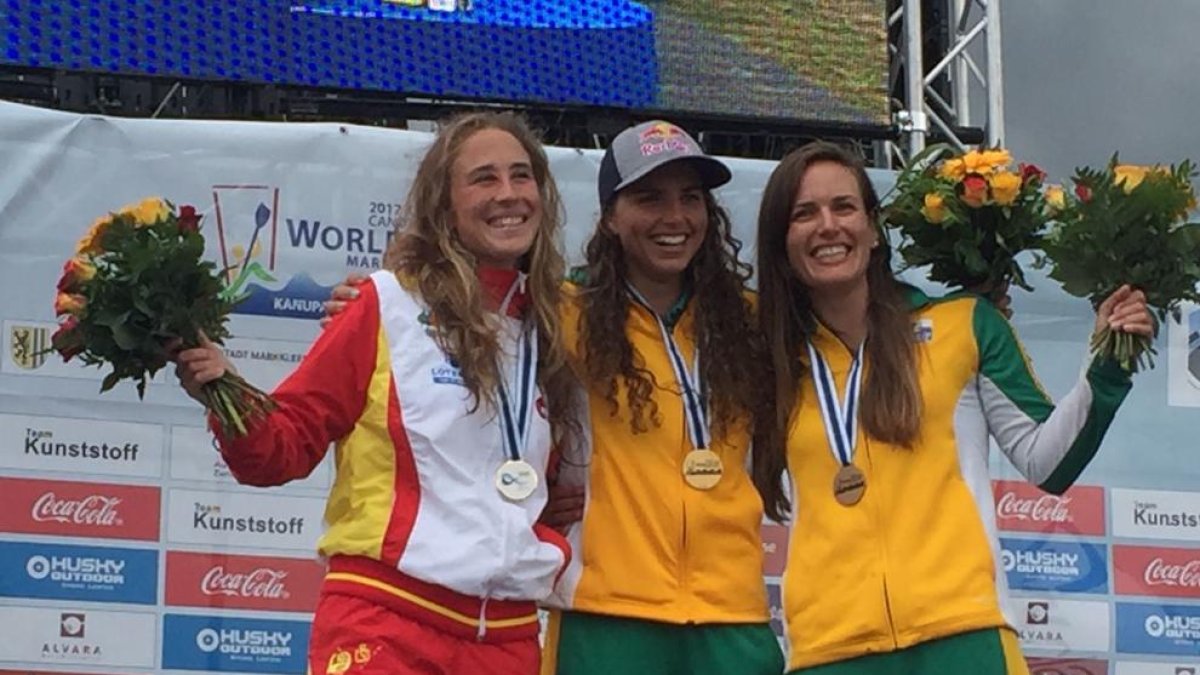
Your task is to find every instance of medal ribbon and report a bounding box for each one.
[806,340,864,467]
[496,276,538,463]
[627,283,709,450]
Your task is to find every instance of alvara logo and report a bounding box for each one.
[1115,545,1200,599]
[993,480,1105,535]
[0,477,159,541]
[41,612,101,661]
[166,551,323,612]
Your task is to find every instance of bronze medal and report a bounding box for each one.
[833,464,866,506]
[682,449,724,490]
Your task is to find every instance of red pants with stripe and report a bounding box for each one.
[309,592,541,675]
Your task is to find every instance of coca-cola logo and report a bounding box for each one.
[31,492,123,527]
[997,492,1072,523]
[1145,557,1200,588]
[200,566,290,599]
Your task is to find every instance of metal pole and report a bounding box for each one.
[950,0,970,127]
[985,0,1005,146]
[903,0,927,156]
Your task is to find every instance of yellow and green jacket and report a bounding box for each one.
[783,289,1132,670]
[543,280,769,625]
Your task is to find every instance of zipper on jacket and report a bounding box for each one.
[864,435,901,648]
[476,595,490,641]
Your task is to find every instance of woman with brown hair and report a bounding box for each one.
[754,141,1151,674]
[539,120,781,675]
[174,111,576,675]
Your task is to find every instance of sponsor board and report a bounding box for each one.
[161,613,310,674]
[1115,661,1200,675]
[169,425,331,490]
[761,523,788,577]
[1009,597,1111,653]
[0,540,157,605]
[0,412,163,479]
[0,477,160,541]
[1001,538,1109,593]
[166,487,325,551]
[1112,489,1200,543]
[1114,545,1200,599]
[221,336,313,391]
[2,321,167,385]
[209,184,341,321]
[0,606,155,668]
[1116,602,1200,657]
[165,550,323,612]
[993,480,1106,536]
[766,582,784,638]
[1026,657,1108,675]
[1166,302,1200,408]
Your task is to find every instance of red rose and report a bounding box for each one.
[178,205,201,234]
[56,257,96,293]
[961,174,989,207]
[1019,162,1046,185]
[51,316,85,362]
[1074,183,1093,202]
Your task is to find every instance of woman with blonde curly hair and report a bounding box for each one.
[174,111,576,675]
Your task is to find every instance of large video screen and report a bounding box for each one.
[1,0,889,126]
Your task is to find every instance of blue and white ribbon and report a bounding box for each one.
[806,340,865,467]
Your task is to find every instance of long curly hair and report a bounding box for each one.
[577,190,765,441]
[382,111,576,444]
[753,142,922,521]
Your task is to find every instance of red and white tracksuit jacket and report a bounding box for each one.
[214,268,569,656]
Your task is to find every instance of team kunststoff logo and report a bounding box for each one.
[11,324,49,370]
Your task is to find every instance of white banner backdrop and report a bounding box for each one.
[0,100,1197,674]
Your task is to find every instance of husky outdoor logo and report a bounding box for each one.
[212,185,333,320]
[11,324,49,370]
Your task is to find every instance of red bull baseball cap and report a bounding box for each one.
[597,120,733,207]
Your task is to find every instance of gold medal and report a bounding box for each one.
[683,449,724,490]
[833,464,866,506]
[496,460,539,501]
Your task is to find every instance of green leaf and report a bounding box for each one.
[100,370,121,393]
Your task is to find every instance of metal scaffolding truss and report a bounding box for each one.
[886,0,1004,166]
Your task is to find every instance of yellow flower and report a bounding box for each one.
[961,151,997,177]
[921,193,948,224]
[939,158,966,181]
[979,149,1013,171]
[1113,164,1154,192]
[54,292,87,317]
[989,171,1022,206]
[129,197,171,227]
[1044,184,1066,212]
[75,216,112,255]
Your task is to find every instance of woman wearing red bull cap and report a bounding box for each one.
[174,111,577,675]
[323,119,783,675]
[752,142,1151,674]
[539,119,782,675]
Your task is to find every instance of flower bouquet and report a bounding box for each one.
[885,146,1058,300]
[50,197,276,435]
[1039,158,1200,372]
